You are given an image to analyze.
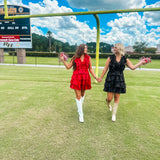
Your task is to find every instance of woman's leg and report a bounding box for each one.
[112,93,120,122]
[81,90,85,97]
[74,90,82,100]
[114,93,120,104]
[106,92,113,111]
[81,90,85,104]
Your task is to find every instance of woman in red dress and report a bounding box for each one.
[60,44,98,123]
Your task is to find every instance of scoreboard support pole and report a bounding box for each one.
[0,49,4,63]
[17,49,26,64]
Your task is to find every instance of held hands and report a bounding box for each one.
[96,77,103,83]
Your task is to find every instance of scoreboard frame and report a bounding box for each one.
[0,5,32,48]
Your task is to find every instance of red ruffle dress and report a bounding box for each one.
[70,54,91,90]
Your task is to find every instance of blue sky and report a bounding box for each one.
[0,0,160,47]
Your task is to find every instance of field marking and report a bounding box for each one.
[0,63,160,71]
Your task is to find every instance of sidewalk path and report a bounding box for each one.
[0,63,160,71]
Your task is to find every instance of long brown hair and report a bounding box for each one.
[72,44,87,70]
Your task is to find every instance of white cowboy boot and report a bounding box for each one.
[106,99,112,111]
[108,103,112,112]
[76,99,84,123]
[112,103,118,122]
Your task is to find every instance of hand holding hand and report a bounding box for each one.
[97,77,102,83]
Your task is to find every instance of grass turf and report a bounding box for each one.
[0,66,160,160]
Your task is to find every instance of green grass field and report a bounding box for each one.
[0,65,160,160]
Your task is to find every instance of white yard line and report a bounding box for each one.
[0,63,160,71]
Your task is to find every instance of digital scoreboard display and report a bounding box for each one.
[0,5,32,48]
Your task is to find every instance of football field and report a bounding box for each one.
[0,65,160,160]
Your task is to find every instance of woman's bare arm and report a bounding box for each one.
[100,57,110,79]
[88,57,98,80]
[126,58,145,70]
[60,56,73,69]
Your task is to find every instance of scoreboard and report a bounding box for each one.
[0,5,32,48]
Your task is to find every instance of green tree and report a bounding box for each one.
[53,41,57,52]
[133,42,148,53]
[46,31,52,52]
[35,45,39,51]
[30,33,113,53]
[144,47,157,54]
[87,42,112,53]
[58,42,62,52]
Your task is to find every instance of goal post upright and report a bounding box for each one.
[4,0,8,18]
[94,14,100,80]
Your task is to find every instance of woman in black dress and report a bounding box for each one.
[98,43,147,122]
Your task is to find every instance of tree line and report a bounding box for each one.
[30,31,157,54]
[28,32,113,53]
[133,42,157,54]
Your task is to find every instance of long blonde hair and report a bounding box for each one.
[115,43,125,56]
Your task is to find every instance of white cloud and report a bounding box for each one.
[29,0,72,15]
[108,13,147,33]
[150,27,160,32]
[101,13,159,47]
[29,0,77,31]
[144,2,160,26]
[28,0,97,44]
[51,24,97,44]
[31,26,44,35]
[67,0,146,10]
